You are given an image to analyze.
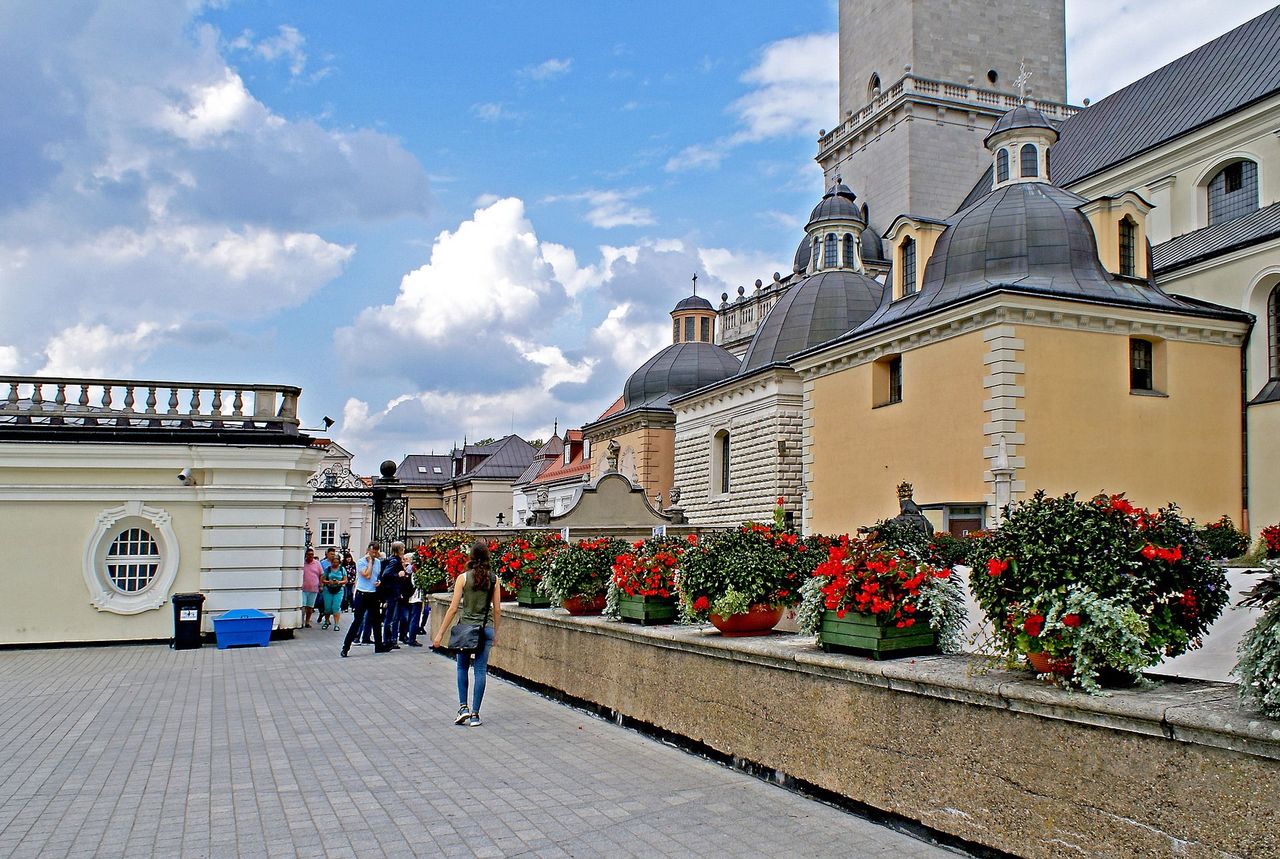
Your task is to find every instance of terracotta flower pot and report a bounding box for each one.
[562,594,606,616]
[709,604,784,637]
[1026,650,1073,678]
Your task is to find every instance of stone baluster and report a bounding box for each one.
[122,385,135,413]
[145,386,157,414]
[51,383,67,425]
[232,390,244,416]
[167,387,179,415]
[189,388,201,413]
[210,389,223,418]
[79,384,90,408]
[30,382,44,412]
[100,384,112,410]
[3,382,16,411]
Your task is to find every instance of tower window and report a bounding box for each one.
[899,237,917,297]
[824,234,838,268]
[1130,338,1154,391]
[868,73,881,100]
[700,317,711,342]
[1119,217,1137,277]
[1269,284,1280,380]
[1020,144,1038,178]
[987,69,999,85]
[811,239,820,270]
[842,233,855,268]
[1208,161,1258,225]
[684,317,695,342]
[996,149,1009,183]
[673,320,679,342]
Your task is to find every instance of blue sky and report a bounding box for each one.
[2,0,1273,471]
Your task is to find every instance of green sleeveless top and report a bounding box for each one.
[458,569,495,627]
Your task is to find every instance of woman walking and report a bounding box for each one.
[432,542,500,727]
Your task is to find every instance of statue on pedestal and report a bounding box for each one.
[891,481,934,536]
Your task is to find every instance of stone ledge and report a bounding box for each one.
[466,599,1280,763]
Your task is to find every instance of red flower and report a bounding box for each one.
[1062,613,1082,628]
[1141,544,1158,561]
[692,596,710,612]
[1023,614,1045,637]
[776,496,785,506]
[686,533,699,546]
[986,558,1008,577]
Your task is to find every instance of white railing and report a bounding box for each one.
[0,375,301,432]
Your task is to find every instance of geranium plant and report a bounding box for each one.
[677,523,820,622]
[605,537,684,618]
[797,534,968,652]
[1197,515,1251,561]
[968,491,1229,692]
[1261,524,1280,560]
[1234,570,1280,718]
[498,531,562,592]
[412,531,475,592]
[540,537,630,604]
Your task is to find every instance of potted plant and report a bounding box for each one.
[968,492,1229,693]
[1261,524,1280,565]
[677,524,816,636]
[412,531,475,594]
[606,537,683,625]
[499,531,562,607]
[1197,515,1251,561]
[797,534,967,658]
[1233,566,1280,718]
[541,537,628,615]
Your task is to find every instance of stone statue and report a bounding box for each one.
[668,486,682,506]
[890,481,934,536]
[536,485,549,507]
[605,439,620,473]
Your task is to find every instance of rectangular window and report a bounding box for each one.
[888,357,903,404]
[1130,338,1153,391]
[684,317,695,342]
[673,320,680,342]
[899,239,917,297]
[719,433,730,494]
[1119,219,1136,277]
[319,520,337,547]
[873,355,903,406]
[700,317,711,342]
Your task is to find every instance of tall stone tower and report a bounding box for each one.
[817,0,1076,235]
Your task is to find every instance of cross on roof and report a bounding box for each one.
[1015,60,1033,102]
[691,273,698,295]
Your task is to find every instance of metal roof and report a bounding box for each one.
[673,294,714,312]
[1152,202,1280,274]
[984,104,1057,145]
[807,181,864,226]
[395,454,451,486]
[622,341,740,412]
[410,508,453,528]
[461,434,536,481]
[1049,6,1280,186]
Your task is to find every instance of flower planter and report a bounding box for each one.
[818,610,937,659]
[709,604,783,637]
[562,594,606,616]
[617,594,677,626]
[516,582,551,608]
[1026,650,1074,678]
[500,585,517,602]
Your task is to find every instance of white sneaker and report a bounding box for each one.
[454,705,471,725]
[467,713,482,727]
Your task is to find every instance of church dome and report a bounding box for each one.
[739,270,884,373]
[860,227,885,263]
[622,341,741,410]
[984,104,1058,146]
[672,294,714,312]
[807,180,865,226]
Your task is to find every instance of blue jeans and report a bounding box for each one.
[383,595,402,642]
[456,627,494,714]
[401,603,422,643]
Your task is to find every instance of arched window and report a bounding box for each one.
[842,233,855,268]
[1118,217,1137,277]
[996,149,1009,183]
[713,430,730,495]
[811,239,820,270]
[1020,144,1038,178]
[899,237,917,297]
[106,527,160,593]
[1270,284,1280,380]
[1130,338,1154,391]
[1208,161,1259,225]
[824,234,838,268]
[868,73,881,100]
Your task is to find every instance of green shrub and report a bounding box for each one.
[1197,515,1251,560]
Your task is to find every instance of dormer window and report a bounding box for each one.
[898,237,917,297]
[1020,144,1038,178]
[842,233,855,268]
[1208,160,1258,225]
[996,149,1009,183]
[1119,216,1137,277]
[824,234,838,268]
[811,239,820,271]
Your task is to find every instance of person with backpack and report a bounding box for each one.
[431,542,501,727]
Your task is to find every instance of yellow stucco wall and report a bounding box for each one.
[1019,326,1243,523]
[808,330,990,534]
[1248,400,1280,532]
[591,425,675,502]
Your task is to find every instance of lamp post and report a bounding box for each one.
[339,531,350,553]
[304,524,313,550]
[496,512,505,528]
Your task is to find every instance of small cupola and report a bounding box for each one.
[985,103,1058,190]
[800,177,867,275]
[670,275,717,344]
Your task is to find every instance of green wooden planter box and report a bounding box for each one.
[516,582,551,608]
[617,594,678,626]
[818,610,937,659]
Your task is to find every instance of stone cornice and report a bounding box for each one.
[672,366,800,415]
[583,408,674,439]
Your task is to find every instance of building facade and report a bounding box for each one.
[305,440,373,554]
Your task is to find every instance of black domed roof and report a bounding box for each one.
[860,227,884,263]
[792,235,813,272]
[623,341,741,411]
[740,270,884,373]
[851,182,1196,335]
[807,180,865,226]
[673,294,714,312]
[984,104,1057,146]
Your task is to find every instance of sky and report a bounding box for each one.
[2,0,1274,472]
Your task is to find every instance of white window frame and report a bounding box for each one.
[319,520,337,547]
[82,501,180,614]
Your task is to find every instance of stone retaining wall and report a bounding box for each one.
[432,599,1280,858]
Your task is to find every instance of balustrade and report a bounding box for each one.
[0,375,301,433]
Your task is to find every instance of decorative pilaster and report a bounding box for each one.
[982,325,1025,521]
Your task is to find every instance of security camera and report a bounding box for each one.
[177,468,197,486]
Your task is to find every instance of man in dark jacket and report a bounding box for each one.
[379,541,407,648]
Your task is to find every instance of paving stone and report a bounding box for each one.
[0,630,956,858]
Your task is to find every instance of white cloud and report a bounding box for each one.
[666,33,836,172]
[699,246,787,293]
[523,58,573,81]
[0,346,20,374]
[472,101,515,122]
[545,188,655,229]
[591,303,668,373]
[39,322,162,377]
[255,25,308,77]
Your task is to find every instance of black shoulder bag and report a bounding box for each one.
[447,572,492,654]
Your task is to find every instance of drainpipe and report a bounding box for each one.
[1241,339,1250,532]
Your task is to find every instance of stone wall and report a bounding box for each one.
[437,602,1280,858]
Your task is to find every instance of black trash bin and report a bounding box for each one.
[172,592,206,650]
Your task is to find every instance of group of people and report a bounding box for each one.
[303,540,500,728]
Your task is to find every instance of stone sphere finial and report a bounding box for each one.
[380,460,397,479]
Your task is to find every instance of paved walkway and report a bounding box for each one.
[0,624,960,858]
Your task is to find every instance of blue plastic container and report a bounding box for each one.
[213,608,274,649]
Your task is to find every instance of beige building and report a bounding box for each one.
[0,376,320,645]
[396,436,535,531]
[305,439,373,553]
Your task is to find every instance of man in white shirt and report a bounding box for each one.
[341,543,388,656]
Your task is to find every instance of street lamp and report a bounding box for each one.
[496,512,505,527]
[304,524,313,549]
[339,531,350,552]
